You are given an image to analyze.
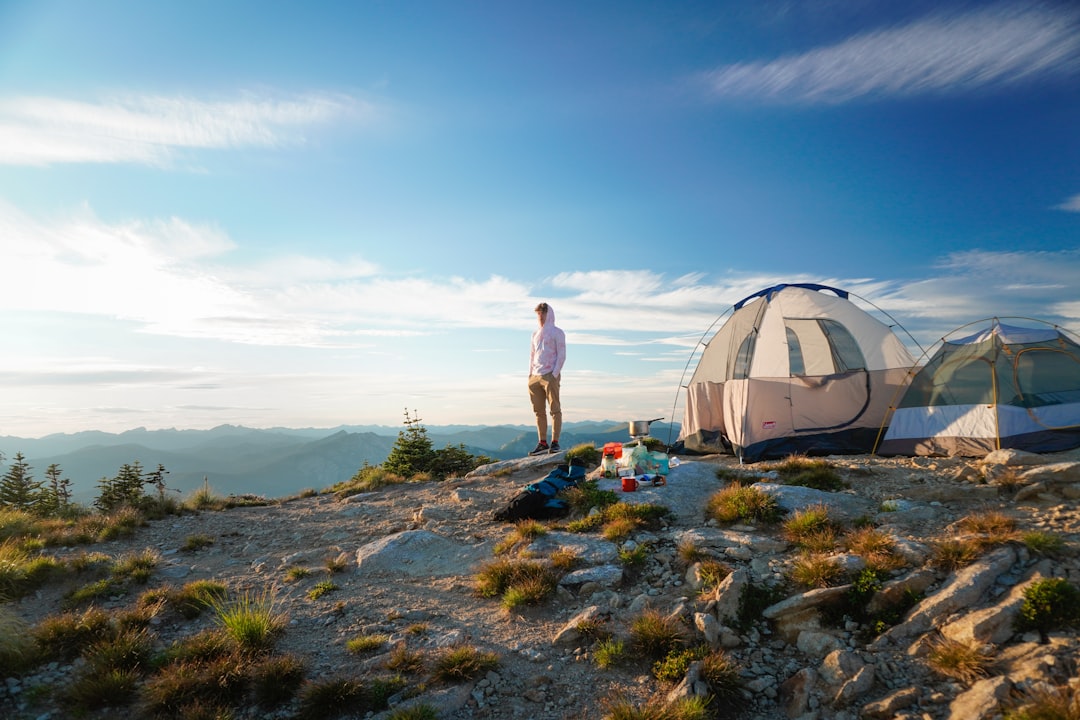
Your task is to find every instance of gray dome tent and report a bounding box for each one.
[876,318,1080,457]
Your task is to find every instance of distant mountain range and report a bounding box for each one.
[0,421,682,503]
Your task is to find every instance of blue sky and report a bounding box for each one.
[0,0,1077,438]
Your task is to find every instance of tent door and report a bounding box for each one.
[788,370,872,432]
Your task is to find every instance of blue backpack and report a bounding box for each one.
[492,460,587,522]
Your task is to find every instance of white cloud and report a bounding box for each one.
[700,3,1080,103]
[878,248,1080,349]
[3,202,1078,360]
[0,91,374,166]
[1056,193,1080,212]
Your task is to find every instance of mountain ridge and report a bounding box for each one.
[0,421,682,503]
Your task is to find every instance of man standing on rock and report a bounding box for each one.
[528,302,566,456]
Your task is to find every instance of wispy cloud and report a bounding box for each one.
[0,91,374,166]
[699,3,1080,103]
[1056,193,1080,212]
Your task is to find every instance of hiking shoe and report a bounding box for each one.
[549,440,561,454]
[529,441,549,456]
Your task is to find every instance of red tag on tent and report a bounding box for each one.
[762,421,776,429]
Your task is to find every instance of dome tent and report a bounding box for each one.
[876,318,1080,457]
[678,283,916,463]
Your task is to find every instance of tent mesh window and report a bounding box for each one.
[784,319,866,376]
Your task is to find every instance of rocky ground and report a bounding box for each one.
[3,447,1080,720]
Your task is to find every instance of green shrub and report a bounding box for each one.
[564,480,619,515]
[782,504,839,546]
[1016,578,1080,640]
[789,553,844,589]
[307,580,339,600]
[347,633,390,654]
[734,583,786,631]
[182,534,215,552]
[1021,531,1066,557]
[564,442,601,466]
[652,645,706,683]
[926,636,991,684]
[594,638,626,669]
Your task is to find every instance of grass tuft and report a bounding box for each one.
[706,482,781,524]
[628,609,687,660]
[772,456,848,491]
[475,557,559,609]
[432,644,499,682]
[789,552,844,589]
[346,633,390,654]
[926,636,992,684]
[206,588,286,652]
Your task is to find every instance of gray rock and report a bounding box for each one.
[939,561,1050,645]
[859,686,920,718]
[559,564,623,588]
[764,585,852,621]
[527,531,619,565]
[753,482,875,521]
[779,667,816,719]
[552,606,604,647]
[694,611,719,645]
[1020,462,1080,487]
[833,664,874,706]
[709,567,749,625]
[946,675,1012,720]
[877,546,1017,643]
[866,568,937,615]
[796,631,843,658]
[981,449,1047,467]
[675,527,789,553]
[818,649,864,686]
[354,529,491,577]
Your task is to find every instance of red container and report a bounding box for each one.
[603,442,623,459]
[621,476,637,492]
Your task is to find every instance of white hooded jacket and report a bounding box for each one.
[530,305,566,377]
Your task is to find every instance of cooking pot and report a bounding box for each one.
[629,417,664,437]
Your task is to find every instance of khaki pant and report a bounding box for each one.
[528,373,562,442]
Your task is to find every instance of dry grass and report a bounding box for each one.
[931,537,983,571]
[926,636,992,684]
[845,526,905,572]
[957,509,1018,543]
[789,553,845,589]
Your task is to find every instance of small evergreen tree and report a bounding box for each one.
[0,452,44,512]
[95,461,146,512]
[429,443,493,480]
[378,409,493,481]
[381,409,436,478]
[38,463,73,516]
